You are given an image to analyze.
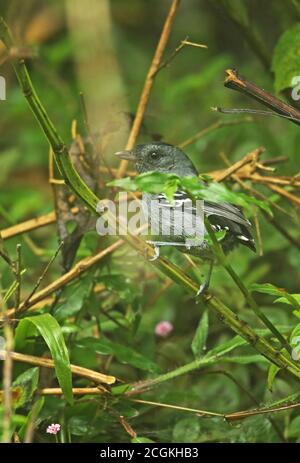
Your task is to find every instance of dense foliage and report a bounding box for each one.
[0,0,300,443]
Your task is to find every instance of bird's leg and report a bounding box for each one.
[146,241,161,261]
[196,260,214,296]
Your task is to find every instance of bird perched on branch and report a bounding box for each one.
[115,142,255,294]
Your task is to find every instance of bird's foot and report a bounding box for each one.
[195,260,214,299]
[146,241,160,261]
[196,280,209,297]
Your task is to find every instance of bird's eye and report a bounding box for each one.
[150,151,159,160]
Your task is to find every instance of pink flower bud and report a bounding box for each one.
[155,320,173,338]
[46,423,61,435]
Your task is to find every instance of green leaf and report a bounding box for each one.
[204,335,246,359]
[15,314,73,404]
[197,182,272,216]
[288,416,300,438]
[191,310,209,357]
[272,23,300,93]
[0,148,19,186]
[74,337,160,373]
[290,323,300,361]
[107,176,138,191]
[99,273,141,303]
[54,276,91,321]
[109,171,271,216]
[3,269,26,303]
[222,354,267,364]
[249,283,300,310]
[132,436,155,443]
[249,282,288,297]
[275,294,300,308]
[12,367,39,408]
[173,417,201,443]
[267,364,280,392]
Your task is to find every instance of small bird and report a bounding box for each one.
[115,142,255,294]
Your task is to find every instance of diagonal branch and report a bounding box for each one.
[224,69,300,126]
[116,0,181,177]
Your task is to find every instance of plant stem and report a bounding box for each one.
[204,217,291,353]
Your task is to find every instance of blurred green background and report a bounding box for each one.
[0,0,300,443]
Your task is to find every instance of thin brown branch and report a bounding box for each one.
[225,401,300,422]
[243,173,300,188]
[9,385,300,423]
[179,117,252,149]
[155,36,207,74]
[117,0,181,177]
[214,147,263,182]
[38,386,106,395]
[224,69,300,127]
[22,241,64,307]
[0,351,116,385]
[1,211,56,240]
[266,183,300,208]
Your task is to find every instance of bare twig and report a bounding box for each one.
[22,241,64,307]
[1,240,124,321]
[224,69,300,127]
[179,117,252,149]
[214,147,263,182]
[14,244,22,311]
[267,183,300,208]
[1,211,59,240]
[0,351,116,385]
[155,36,207,74]
[117,0,181,177]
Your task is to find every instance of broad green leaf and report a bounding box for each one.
[15,314,73,404]
[191,310,209,357]
[74,337,160,373]
[272,23,300,93]
[267,364,280,391]
[54,276,91,321]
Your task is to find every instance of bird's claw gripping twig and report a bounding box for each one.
[149,245,160,261]
[196,281,209,297]
[196,260,214,298]
[146,241,160,261]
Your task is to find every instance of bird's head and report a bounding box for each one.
[115,142,197,176]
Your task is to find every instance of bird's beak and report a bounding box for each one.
[114,150,136,161]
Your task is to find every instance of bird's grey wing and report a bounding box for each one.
[156,192,255,251]
[148,190,256,251]
[204,200,256,251]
